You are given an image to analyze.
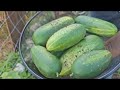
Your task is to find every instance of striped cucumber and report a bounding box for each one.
[75,15,118,37]
[46,24,86,51]
[71,50,112,79]
[31,45,62,78]
[59,35,104,77]
[32,16,74,46]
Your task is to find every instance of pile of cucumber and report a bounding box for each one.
[31,15,118,79]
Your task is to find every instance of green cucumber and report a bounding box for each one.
[71,50,112,79]
[75,15,118,37]
[31,45,62,78]
[59,35,105,77]
[46,24,86,51]
[32,16,74,46]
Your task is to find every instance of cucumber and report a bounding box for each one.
[46,24,86,51]
[31,45,62,78]
[32,16,74,46]
[59,35,105,77]
[75,15,118,37]
[71,50,112,79]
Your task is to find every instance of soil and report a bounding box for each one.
[112,73,120,79]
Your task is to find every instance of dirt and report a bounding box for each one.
[112,73,120,79]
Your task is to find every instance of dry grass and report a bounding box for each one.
[0,11,14,60]
[0,11,36,60]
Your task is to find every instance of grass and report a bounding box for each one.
[0,51,35,79]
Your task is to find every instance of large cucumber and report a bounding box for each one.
[75,15,118,37]
[59,35,104,77]
[71,50,112,79]
[32,16,74,46]
[46,24,86,52]
[31,45,62,78]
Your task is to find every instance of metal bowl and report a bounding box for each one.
[19,11,120,79]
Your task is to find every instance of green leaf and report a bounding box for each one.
[1,71,21,79]
[0,51,35,79]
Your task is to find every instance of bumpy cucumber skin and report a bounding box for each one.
[31,45,62,78]
[59,35,105,76]
[32,16,75,46]
[46,24,86,52]
[71,50,112,79]
[75,15,118,37]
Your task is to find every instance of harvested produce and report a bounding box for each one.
[71,50,112,79]
[75,15,118,37]
[59,35,104,76]
[46,24,86,51]
[31,45,62,78]
[32,16,74,46]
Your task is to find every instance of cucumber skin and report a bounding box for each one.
[75,15,118,37]
[59,35,105,76]
[72,50,112,79]
[46,24,86,52]
[31,45,62,78]
[32,16,75,46]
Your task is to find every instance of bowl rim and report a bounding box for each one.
[19,11,44,79]
[19,11,120,79]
